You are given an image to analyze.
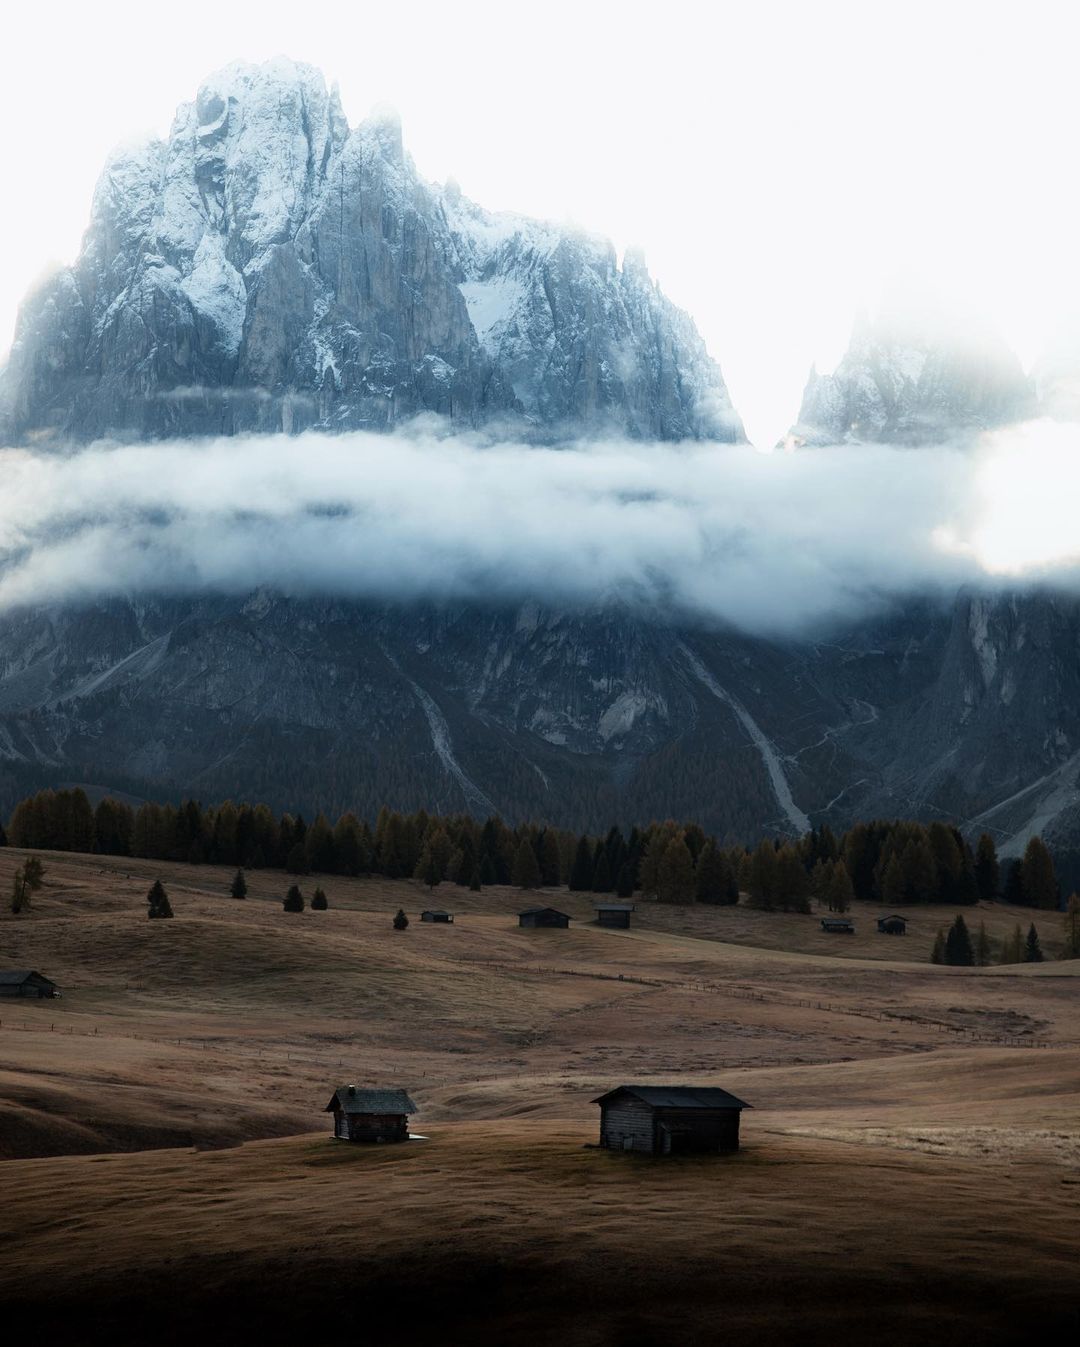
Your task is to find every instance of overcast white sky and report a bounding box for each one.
[2,0,1078,446]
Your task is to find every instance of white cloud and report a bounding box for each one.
[3,423,1078,634]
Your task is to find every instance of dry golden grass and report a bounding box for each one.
[2,846,1080,1343]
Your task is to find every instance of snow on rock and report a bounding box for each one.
[0,58,744,446]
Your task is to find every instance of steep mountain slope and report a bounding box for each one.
[0,59,743,446]
[4,591,1080,856]
[787,306,1033,447]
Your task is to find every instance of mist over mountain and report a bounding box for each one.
[787,300,1034,448]
[3,58,1080,865]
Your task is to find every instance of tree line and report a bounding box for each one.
[0,788,1064,912]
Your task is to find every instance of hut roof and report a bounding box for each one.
[421,910,452,917]
[593,903,635,912]
[519,907,570,918]
[593,1085,752,1111]
[324,1086,418,1115]
[879,914,907,922]
[0,969,52,986]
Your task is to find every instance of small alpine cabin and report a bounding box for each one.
[518,907,570,929]
[877,914,907,935]
[325,1086,417,1143]
[421,910,454,923]
[594,1085,752,1156]
[0,970,60,999]
[820,917,855,934]
[594,903,634,929]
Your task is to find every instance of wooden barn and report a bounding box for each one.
[594,902,634,929]
[325,1086,417,1143]
[594,1085,752,1156]
[0,970,59,999]
[421,910,454,923]
[518,907,570,929]
[820,917,855,934]
[877,914,907,935]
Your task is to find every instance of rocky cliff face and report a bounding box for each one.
[787,307,1033,447]
[0,59,743,446]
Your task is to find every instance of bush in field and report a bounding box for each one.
[147,879,173,919]
[312,888,328,910]
[283,885,305,913]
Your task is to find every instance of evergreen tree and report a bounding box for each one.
[591,849,612,894]
[695,840,735,905]
[974,833,1000,903]
[0,818,6,846]
[479,854,497,886]
[775,844,811,912]
[305,813,336,873]
[1024,922,1044,963]
[10,868,30,914]
[944,914,974,966]
[419,848,441,889]
[1063,894,1080,959]
[615,861,636,899]
[930,928,946,964]
[513,837,542,890]
[393,908,409,931]
[469,864,482,892]
[975,921,992,967]
[22,856,45,892]
[880,854,906,910]
[1002,858,1025,907]
[826,861,854,914]
[283,885,305,913]
[538,830,562,887]
[747,839,780,910]
[657,836,695,904]
[286,842,310,875]
[311,888,328,910]
[1021,837,1058,910]
[999,922,1024,965]
[568,835,595,892]
[230,869,248,900]
[147,879,173,919]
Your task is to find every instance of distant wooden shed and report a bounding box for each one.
[518,907,570,929]
[594,1084,752,1156]
[820,917,855,934]
[421,910,454,923]
[324,1086,417,1143]
[877,914,907,935]
[0,970,59,999]
[594,902,635,929]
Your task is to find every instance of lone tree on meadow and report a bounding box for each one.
[311,887,328,910]
[944,914,974,966]
[230,869,247,899]
[147,879,173,920]
[1024,922,1044,963]
[11,855,46,914]
[930,928,946,964]
[283,885,305,913]
[393,908,409,930]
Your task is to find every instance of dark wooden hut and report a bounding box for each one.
[421,910,454,923]
[0,970,59,999]
[876,914,907,935]
[518,907,570,929]
[325,1086,417,1143]
[594,1085,752,1156]
[594,902,634,929]
[820,917,855,934]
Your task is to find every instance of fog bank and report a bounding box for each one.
[1,421,1077,635]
